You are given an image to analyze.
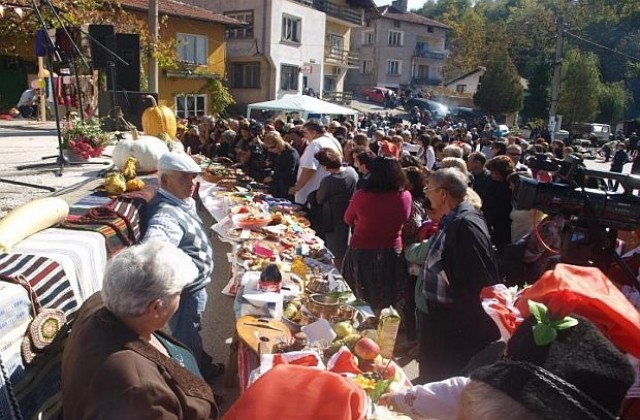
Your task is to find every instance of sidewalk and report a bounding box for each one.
[0,119,113,217]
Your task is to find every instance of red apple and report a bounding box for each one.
[375,359,397,380]
[358,359,376,372]
[354,337,380,361]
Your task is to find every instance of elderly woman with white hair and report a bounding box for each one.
[62,240,217,419]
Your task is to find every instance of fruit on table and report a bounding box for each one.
[333,321,354,339]
[141,95,177,139]
[122,157,137,180]
[343,333,363,351]
[126,178,145,192]
[112,128,169,173]
[358,358,376,373]
[354,337,381,361]
[374,358,397,380]
[104,172,127,195]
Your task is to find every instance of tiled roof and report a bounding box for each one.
[445,66,486,86]
[118,0,244,26]
[379,5,451,30]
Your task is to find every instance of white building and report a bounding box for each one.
[204,0,376,112]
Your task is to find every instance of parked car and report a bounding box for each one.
[449,106,483,121]
[361,87,393,104]
[403,98,449,121]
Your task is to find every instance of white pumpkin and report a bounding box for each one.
[112,129,169,173]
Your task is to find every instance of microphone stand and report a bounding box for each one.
[15,0,129,180]
[15,0,108,177]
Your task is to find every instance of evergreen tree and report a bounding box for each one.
[522,60,551,121]
[473,49,524,115]
[557,49,601,126]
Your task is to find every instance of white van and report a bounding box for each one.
[573,123,611,145]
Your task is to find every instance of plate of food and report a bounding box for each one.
[226,228,266,242]
[232,213,272,229]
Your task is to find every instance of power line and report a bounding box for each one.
[564,30,640,62]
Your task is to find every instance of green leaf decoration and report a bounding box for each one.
[551,317,579,330]
[533,323,557,346]
[528,300,547,323]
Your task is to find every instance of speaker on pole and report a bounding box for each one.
[114,33,140,92]
[88,24,115,68]
[98,91,157,131]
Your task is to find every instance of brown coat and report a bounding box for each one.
[62,293,216,420]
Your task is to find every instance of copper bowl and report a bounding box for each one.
[306,294,340,319]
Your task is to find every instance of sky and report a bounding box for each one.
[374,0,427,10]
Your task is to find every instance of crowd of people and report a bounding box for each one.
[59,109,640,419]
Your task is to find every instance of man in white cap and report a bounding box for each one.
[143,151,222,379]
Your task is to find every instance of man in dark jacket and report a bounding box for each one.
[420,168,501,383]
[466,152,491,205]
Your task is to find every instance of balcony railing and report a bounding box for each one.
[324,46,359,67]
[414,46,446,61]
[323,91,353,106]
[412,77,442,86]
[291,0,363,25]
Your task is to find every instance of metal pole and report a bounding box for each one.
[549,14,564,141]
[148,0,159,93]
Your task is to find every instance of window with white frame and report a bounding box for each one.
[175,94,207,118]
[388,30,403,46]
[176,33,208,65]
[230,62,260,88]
[282,14,301,43]
[281,64,299,90]
[387,60,401,75]
[361,60,373,74]
[456,84,467,94]
[225,10,253,39]
[362,30,375,45]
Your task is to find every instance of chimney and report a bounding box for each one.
[391,0,408,13]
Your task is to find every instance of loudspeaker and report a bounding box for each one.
[113,33,140,92]
[98,91,157,132]
[88,24,115,68]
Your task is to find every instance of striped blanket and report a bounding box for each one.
[0,252,79,420]
[12,228,106,301]
[61,184,157,257]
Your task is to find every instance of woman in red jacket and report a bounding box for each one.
[342,156,412,312]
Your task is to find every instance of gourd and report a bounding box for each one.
[0,198,69,252]
[141,95,177,139]
[104,172,127,195]
[122,157,137,180]
[126,178,145,192]
[112,128,169,173]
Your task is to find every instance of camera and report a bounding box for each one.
[514,154,640,231]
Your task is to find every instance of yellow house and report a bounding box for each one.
[119,0,242,117]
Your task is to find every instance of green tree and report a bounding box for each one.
[443,9,487,77]
[473,49,524,115]
[557,50,601,126]
[200,79,234,117]
[598,81,630,123]
[522,59,551,121]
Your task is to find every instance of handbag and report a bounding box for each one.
[0,274,67,364]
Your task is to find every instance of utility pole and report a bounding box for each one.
[548,14,564,140]
[148,0,159,93]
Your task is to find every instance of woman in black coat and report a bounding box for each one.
[262,131,300,201]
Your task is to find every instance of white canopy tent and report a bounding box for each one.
[247,94,359,121]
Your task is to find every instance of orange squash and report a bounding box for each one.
[141,95,177,139]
